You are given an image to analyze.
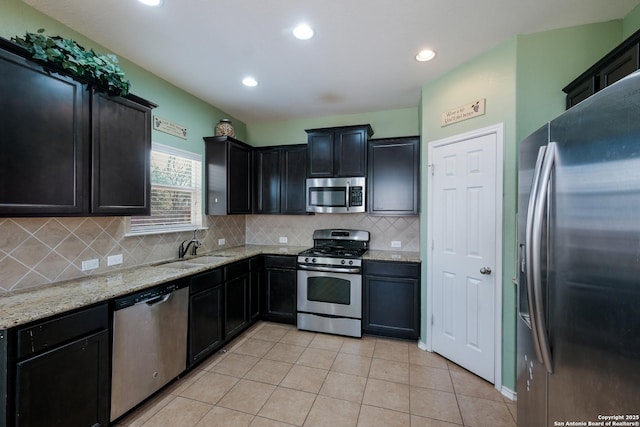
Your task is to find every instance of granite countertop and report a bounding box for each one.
[363,250,421,263]
[0,245,420,330]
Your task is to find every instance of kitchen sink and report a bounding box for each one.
[158,261,203,270]
[183,256,231,264]
[157,256,231,270]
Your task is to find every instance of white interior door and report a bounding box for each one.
[428,127,501,383]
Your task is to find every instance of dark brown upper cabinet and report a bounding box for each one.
[563,28,640,109]
[91,92,153,215]
[204,135,252,215]
[305,124,373,178]
[254,144,307,215]
[0,41,156,217]
[0,45,88,216]
[368,136,420,216]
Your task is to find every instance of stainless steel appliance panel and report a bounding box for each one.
[306,177,365,213]
[110,285,189,421]
[546,73,640,423]
[297,312,362,338]
[517,71,640,426]
[297,269,362,319]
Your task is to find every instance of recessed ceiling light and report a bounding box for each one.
[293,23,314,40]
[242,77,258,87]
[138,0,162,6]
[415,49,436,62]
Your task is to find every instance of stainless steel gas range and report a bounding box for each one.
[297,229,369,338]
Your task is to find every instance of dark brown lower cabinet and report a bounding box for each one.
[11,304,109,427]
[250,256,264,321]
[188,268,224,367]
[263,255,297,324]
[225,259,251,339]
[188,258,261,368]
[363,260,421,340]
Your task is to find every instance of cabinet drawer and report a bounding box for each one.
[225,259,251,280]
[365,260,420,278]
[191,268,224,294]
[263,255,296,270]
[16,304,108,359]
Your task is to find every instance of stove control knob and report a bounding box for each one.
[304,257,309,263]
[312,258,317,263]
[349,260,354,265]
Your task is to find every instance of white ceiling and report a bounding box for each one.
[22,0,640,123]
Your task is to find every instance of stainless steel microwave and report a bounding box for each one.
[306,177,366,213]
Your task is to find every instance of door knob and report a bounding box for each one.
[480,267,492,275]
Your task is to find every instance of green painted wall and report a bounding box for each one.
[246,107,419,147]
[516,21,622,143]
[0,0,246,157]
[623,3,640,38]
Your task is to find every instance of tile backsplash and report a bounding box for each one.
[0,215,245,293]
[246,214,420,251]
[0,213,419,293]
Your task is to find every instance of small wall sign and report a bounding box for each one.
[441,98,486,127]
[153,116,188,139]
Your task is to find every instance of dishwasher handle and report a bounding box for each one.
[113,280,186,310]
[138,293,171,306]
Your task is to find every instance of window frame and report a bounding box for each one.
[125,142,205,236]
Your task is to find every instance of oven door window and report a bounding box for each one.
[309,188,346,207]
[307,276,350,305]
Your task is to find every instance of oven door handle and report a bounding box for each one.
[297,264,361,274]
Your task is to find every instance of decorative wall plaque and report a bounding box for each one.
[153,116,188,139]
[441,99,486,127]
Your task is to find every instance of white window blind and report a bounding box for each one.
[127,143,203,235]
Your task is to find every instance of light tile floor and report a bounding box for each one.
[114,321,517,427]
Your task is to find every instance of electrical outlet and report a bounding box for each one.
[391,241,402,248]
[81,258,99,271]
[279,236,288,244]
[218,238,226,246]
[107,254,123,266]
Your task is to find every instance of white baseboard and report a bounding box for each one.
[501,386,517,401]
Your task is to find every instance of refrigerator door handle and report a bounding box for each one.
[524,145,547,364]
[531,142,556,374]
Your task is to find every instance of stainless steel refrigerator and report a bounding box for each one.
[517,71,640,426]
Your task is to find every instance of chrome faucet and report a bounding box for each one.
[178,230,202,258]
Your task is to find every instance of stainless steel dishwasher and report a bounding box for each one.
[110,280,189,421]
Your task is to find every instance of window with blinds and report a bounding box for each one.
[126,143,203,235]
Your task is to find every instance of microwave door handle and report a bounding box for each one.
[531,142,555,374]
[525,145,546,365]
[345,182,350,211]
